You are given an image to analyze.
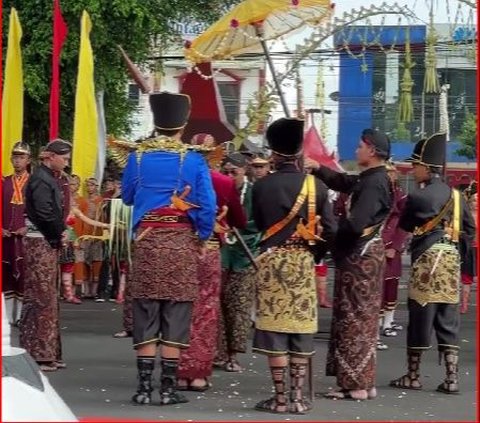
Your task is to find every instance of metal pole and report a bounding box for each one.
[420,91,425,137]
[256,26,290,117]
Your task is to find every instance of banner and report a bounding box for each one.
[49,0,68,140]
[72,11,98,192]
[2,8,23,176]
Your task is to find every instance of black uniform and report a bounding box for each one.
[390,132,473,395]
[312,165,391,258]
[399,176,475,350]
[313,130,392,392]
[25,164,66,249]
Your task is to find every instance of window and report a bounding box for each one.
[217,81,240,128]
[128,84,140,105]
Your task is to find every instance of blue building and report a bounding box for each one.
[333,25,476,162]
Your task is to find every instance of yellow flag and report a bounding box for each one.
[2,8,23,176]
[72,11,98,193]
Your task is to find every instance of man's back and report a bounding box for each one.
[252,163,336,252]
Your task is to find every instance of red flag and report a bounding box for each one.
[49,0,68,140]
[303,125,344,172]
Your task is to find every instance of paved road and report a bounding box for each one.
[11,280,477,422]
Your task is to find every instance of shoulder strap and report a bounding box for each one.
[413,189,456,237]
[451,189,461,243]
[262,175,309,241]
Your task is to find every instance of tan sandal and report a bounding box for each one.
[389,375,422,390]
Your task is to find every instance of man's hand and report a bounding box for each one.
[2,229,11,238]
[385,248,396,259]
[14,227,28,237]
[304,158,320,172]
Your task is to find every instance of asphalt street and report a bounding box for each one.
[10,268,478,422]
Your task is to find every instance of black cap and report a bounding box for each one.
[361,129,390,159]
[149,92,191,131]
[266,118,304,157]
[223,152,248,168]
[44,139,73,155]
[406,133,446,168]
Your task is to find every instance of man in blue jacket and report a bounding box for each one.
[122,92,216,406]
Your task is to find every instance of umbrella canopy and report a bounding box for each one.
[303,125,343,172]
[185,0,333,64]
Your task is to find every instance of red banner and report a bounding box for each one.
[49,0,68,140]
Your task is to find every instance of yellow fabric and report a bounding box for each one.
[72,11,98,195]
[409,243,460,306]
[2,8,23,176]
[255,247,317,333]
[186,0,332,63]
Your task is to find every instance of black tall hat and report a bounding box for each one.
[149,92,191,131]
[361,129,390,159]
[266,118,304,157]
[406,132,446,168]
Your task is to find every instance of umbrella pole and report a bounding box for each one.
[258,36,290,117]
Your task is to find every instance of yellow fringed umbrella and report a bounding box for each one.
[185,0,334,116]
[398,28,415,123]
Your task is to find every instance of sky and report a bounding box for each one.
[267,0,477,151]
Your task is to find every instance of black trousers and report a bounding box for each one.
[407,299,460,351]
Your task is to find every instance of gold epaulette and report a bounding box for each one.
[107,135,218,169]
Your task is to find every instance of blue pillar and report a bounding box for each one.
[337,52,374,160]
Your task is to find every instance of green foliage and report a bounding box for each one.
[456,111,477,159]
[2,0,239,151]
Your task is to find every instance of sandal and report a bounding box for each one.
[289,398,312,414]
[377,340,388,350]
[55,361,67,369]
[224,359,242,372]
[436,381,459,395]
[389,375,423,390]
[383,327,398,337]
[254,397,288,414]
[391,322,403,331]
[113,330,132,338]
[38,362,58,372]
[324,389,368,401]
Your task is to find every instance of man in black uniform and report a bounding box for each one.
[306,128,392,401]
[21,139,72,370]
[251,118,337,414]
[390,133,475,394]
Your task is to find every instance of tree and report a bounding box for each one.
[2,0,239,153]
[456,111,477,159]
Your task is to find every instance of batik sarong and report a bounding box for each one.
[216,266,255,359]
[19,237,62,363]
[178,243,221,379]
[326,238,385,390]
[255,246,317,333]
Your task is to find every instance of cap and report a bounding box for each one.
[223,152,248,168]
[149,92,191,131]
[361,129,390,159]
[44,139,73,155]
[266,118,304,157]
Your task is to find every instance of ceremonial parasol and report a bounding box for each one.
[185,0,334,116]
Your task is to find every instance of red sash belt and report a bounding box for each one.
[139,207,191,229]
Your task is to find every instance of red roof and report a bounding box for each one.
[303,125,343,172]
